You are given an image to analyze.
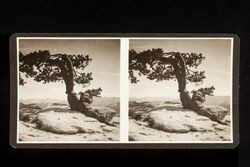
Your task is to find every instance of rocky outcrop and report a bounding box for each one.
[34,111,107,134]
[129,100,231,141]
[146,109,225,133]
[129,118,231,141]
[19,102,119,141]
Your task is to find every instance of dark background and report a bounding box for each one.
[1,0,250,166]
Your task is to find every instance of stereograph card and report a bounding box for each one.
[9,33,239,149]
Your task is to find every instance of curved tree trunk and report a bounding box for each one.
[67,92,80,110]
[171,54,227,124]
[179,91,192,109]
[171,53,192,109]
[58,56,80,110]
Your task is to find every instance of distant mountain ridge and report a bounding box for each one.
[129,96,230,110]
[20,97,120,113]
[204,96,230,110]
[20,97,119,104]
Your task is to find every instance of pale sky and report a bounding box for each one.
[129,39,232,98]
[19,39,120,99]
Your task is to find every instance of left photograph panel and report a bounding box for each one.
[17,38,120,142]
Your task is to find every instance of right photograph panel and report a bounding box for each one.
[128,38,233,142]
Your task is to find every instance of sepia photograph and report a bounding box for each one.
[128,38,234,142]
[17,38,120,142]
[10,34,239,148]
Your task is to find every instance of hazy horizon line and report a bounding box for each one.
[19,96,120,100]
[19,94,230,100]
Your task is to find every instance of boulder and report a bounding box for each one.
[34,110,106,134]
[40,104,117,126]
[146,109,221,133]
